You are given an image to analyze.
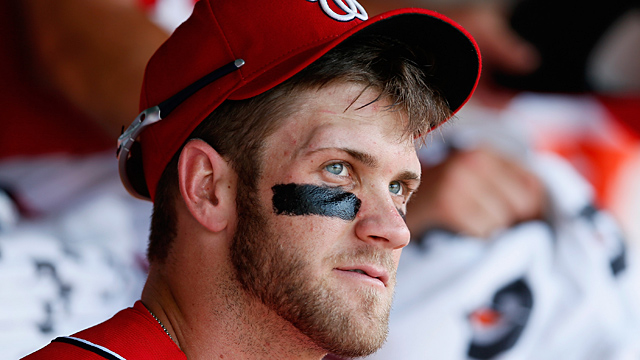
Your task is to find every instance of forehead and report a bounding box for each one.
[265,82,416,159]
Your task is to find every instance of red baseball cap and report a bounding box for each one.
[117,0,481,201]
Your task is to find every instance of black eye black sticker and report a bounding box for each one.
[272,183,361,221]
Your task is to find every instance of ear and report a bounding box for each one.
[178,139,235,233]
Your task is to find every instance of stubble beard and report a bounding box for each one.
[230,186,394,358]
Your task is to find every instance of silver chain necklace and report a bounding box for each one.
[145,306,176,344]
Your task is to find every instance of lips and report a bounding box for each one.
[336,264,390,287]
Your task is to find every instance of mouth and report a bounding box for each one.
[336,265,390,288]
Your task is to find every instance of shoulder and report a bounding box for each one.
[22,302,185,360]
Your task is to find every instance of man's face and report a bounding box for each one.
[231,82,421,357]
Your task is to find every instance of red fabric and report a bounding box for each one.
[137,0,158,10]
[22,301,186,360]
[542,136,637,209]
[532,95,640,209]
[598,95,640,139]
[136,0,200,11]
[0,0,112,159]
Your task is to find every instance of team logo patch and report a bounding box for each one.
[306,0,368,22]
[467,278,533,359]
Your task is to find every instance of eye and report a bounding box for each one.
[389,180,403,195]
[325,162,349,176]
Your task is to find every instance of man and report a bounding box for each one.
[23,0,480,358]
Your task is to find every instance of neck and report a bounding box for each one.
[141,262,327,360]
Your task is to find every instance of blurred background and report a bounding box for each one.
[1,0,639,359]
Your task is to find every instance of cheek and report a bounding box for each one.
[271,214,343,244]
[391,250,404,274]
[393,250,402,265]
[263,183,361,259]
[267,208,353,260]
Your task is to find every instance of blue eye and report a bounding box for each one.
[326,163,348,176]
[389,181,403,195]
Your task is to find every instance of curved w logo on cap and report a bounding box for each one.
[306,0,368,22]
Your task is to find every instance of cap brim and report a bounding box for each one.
[230,8,481,115]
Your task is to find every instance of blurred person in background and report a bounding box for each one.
[353,1,640,359]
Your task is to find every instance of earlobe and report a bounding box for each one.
[178,139,235,233]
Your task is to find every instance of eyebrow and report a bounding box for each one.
[341,147,378,168]
[396,170,421,183]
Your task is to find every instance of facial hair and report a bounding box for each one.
[230,185,395,358]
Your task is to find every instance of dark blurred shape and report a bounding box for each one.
[494,0,638,93]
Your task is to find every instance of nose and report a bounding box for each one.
[354,193,411,250]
